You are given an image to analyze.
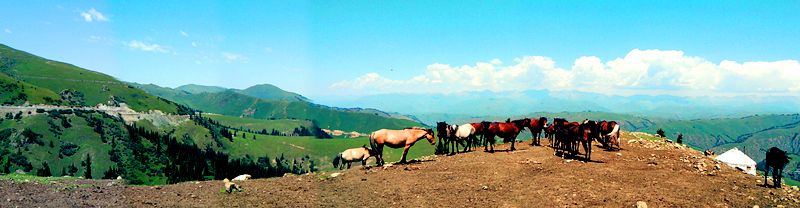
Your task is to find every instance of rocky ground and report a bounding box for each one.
[2,133,799,207]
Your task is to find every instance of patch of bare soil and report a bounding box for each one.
[0,178,126,207]
[4,135,800,207]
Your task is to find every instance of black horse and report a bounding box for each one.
[764,147,791,188]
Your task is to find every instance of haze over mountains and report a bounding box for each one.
[315,90,800,123]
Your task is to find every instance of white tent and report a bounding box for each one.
[714,147,757,175]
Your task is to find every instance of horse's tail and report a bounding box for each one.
[332,153,342,168]
[369,132,378,152]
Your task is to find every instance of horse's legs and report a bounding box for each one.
[765,165,770,187]
[510,134,518,151]
[399,145,411,163]
[776,167,783,188]
[377,144,385,166]
[347,162,352,169]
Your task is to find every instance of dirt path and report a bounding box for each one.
[3,135,799,207]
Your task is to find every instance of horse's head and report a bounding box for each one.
[436,122,449,138]
[512,119,528,129]
[538,117,548,127]
[422,128,436,144]
[480,121,491,130]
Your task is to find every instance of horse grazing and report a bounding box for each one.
[369,127,436,166]
[482,119,528,152]
[526,117,548,146]
[332,145,374,169]
[764,147,791,188]
[597,121,621,150]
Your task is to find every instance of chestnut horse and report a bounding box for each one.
[482,119,528,152]
[470,122,486,147]
[369,127,436,166]
[568,120,597,161]
[526,117,548,146]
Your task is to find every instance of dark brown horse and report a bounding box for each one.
[526,117,548,146]
[470,122,486,148]
[764,147,791,188]
[482,119,528,152]
[369,127,436,166]
[551,118,575,157]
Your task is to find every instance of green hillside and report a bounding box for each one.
[175,84,228,94]
[0,44,178,113]
[135,84,422,133]
[237,84,309,102]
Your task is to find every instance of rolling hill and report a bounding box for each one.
[132,83,422,133]
[0,44,179,113]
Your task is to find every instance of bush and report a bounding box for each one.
[59,143,80,157]
[656,128,666,138]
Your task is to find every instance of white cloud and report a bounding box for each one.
[332,49,800,97]
[191,42,198,47]
[180,30,189,37]
[3,28,10,34]
[221,52,247,63]
[80,8,109,22]
[126,40,167,53]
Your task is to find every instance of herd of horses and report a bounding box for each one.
[434,117,622,161]
[332,117,622,170]
[330,117,795,190]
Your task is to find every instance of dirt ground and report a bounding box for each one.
[3,135,799,207]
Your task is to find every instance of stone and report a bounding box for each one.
[482,185,489,190]
[635,201,648,208]
[14,169,25,174]
[330,172,342,178]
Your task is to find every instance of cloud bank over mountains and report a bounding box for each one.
[332,49,800,97]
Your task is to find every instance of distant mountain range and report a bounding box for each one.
[315,90,800,122]
[176,84,310,102]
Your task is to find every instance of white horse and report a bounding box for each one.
[449,123,477,154]
[332,146,374,169]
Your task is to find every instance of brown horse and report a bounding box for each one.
[469,122,489,148]
[597,121,621,150]
[482,119,528,152]
[526,117,548,146]
[551,118,574,157]
[568,120,597,161]
[369,127,436,166]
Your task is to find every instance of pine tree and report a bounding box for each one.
[37,161,52,177]
[677,133,683,144]
[83,154,92,179]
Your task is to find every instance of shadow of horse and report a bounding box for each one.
[403,158,436,164]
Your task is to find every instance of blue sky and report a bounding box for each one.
[1,1,798,97]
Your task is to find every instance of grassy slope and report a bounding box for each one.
[220,133,435,170]
[0,114,114,178]
[136,85,423,133]
[0,44,177,113]
[0,73,61,105]
[204,114,309,133]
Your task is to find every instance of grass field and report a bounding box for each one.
[204,114,310,134]
[220,133,436,170]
